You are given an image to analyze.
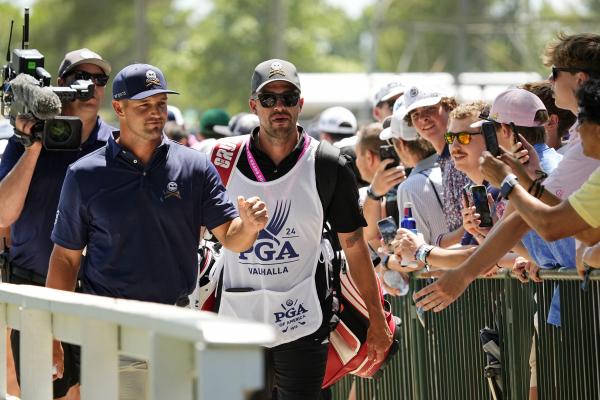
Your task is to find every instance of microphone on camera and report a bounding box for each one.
[9,73,62,120]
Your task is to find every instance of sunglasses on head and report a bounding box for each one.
[67,70,110,87]
[256,91,300,108]
[551,66,596,81]
[444,131,482,145]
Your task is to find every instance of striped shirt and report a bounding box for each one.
[396,153,448,244]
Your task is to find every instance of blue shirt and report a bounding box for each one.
[51,133,238,304]
[0,117,114,276]
[521,143,574,326]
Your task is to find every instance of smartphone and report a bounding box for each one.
[471,185,493,228]
[377,217,398,252]
[481,121,500,157]
[461,185,471,207]
[379,145,400,170]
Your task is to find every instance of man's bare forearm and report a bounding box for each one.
[438,227,464,248]
[362,197,382,243]
[459,212,530,279]
[340,229,386,319]
[0,147,41,227]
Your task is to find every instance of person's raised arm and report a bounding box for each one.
[413,210,531,312]
[0,116,42,227]
[480,151,590,242]
[210,196,268,253]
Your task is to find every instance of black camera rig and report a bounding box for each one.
[1,8,95,151]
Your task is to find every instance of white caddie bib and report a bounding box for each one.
[219,139,324,347]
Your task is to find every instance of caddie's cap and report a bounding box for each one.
[251,59,301,94]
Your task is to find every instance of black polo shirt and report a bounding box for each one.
[51,133,238,304]
[236,129,366,233]
[0,117,114,276]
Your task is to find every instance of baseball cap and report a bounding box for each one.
[112,63,179,100]
[229,112,259,136]
[398,85,447,120]
[200,108,232,137]
[372,81,405,108]
[317,106,358,135]
[380,110,419,142]
[470,88,548,128]
[251,59,301,94]
[58,48,111,78]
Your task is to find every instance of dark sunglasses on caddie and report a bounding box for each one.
[444,131,482,145]
[67,70,110,87]
[256,91,300,108]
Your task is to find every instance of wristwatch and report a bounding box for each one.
[500,174,519,199]
[415,244,434,266]
[366,186,384,201]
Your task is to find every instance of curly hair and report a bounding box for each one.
[449,100,489,121]
[543,33,600,77]
[577,79,600,125]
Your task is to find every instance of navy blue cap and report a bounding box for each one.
[112,63,179,100]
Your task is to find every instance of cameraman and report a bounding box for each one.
[0,48,114,399]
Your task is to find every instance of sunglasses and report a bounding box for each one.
[256,91,300,108]
[67,70,110,87]
[551,66,595,81]
[444,131,482,145]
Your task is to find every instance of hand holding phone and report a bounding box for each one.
[379,145,400,170]
[471,185,493,228]
[481,121,500,157]
[377,217,398,252]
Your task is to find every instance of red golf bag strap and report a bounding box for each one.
[210,135,248,187]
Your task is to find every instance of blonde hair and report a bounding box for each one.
[449,101,488,121]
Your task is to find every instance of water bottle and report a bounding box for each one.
[400,202,418,267]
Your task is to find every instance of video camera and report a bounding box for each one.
[0,8,95,151]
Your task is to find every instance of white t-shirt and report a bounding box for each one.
[544,127,600,199]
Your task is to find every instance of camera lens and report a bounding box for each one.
[46,120,72,143]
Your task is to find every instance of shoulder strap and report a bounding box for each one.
[210,135,248,187]
[315,140,346,213]
[418,169,443,210]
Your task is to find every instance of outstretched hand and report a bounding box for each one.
[413,268,475,312]
[237,196,268,233]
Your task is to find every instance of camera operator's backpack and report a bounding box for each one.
[199,135,399,386]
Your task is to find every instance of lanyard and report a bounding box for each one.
[245,133,311,182]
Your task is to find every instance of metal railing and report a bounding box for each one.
[332,270,600,400]
[0,283,275,400]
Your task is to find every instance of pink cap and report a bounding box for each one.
[471,88,547,128]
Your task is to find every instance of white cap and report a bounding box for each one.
[379,104,419,142]
[398,85,448,120]
[317,106,358,135]
[372,81,406,108]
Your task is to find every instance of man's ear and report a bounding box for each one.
[112,100,125,117]
[298,97,304,112]
[249,98,257,114]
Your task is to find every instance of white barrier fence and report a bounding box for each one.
[0,283,275,400]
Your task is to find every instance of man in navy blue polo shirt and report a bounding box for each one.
[46,63,267,399]
[0,48,115,399]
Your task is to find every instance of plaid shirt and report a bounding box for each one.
[437,145,473,232]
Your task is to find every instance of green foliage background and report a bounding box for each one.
[0,0,597,127]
